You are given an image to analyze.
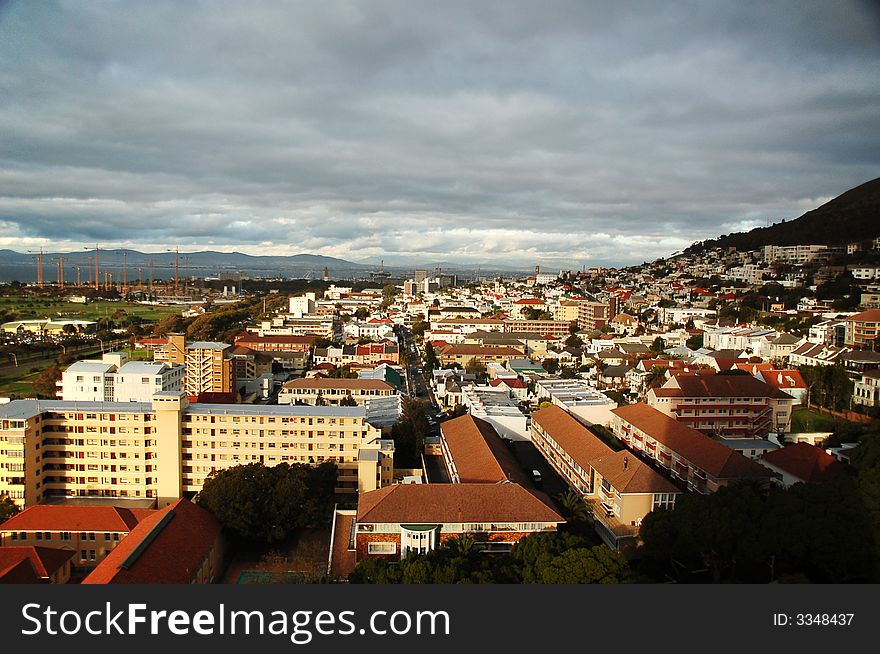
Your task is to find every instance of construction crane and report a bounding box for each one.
[51,256,66,287]
[27,248,45,287]
[84,244,99,290]
[74,265,81,287]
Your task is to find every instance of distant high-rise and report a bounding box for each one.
[414,269,428,283]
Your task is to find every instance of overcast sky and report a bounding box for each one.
[1,1,878,268]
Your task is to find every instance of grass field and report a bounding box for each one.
[790,406,840,433]
[0,368,43,399]
[0,296,181,322]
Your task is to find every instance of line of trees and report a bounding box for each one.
[349,531,632,584]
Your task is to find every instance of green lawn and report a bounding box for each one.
[0,369,43,399]
[790,406,839,433]
[0,296,181,322]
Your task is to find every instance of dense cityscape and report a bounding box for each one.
[1,186,880,583]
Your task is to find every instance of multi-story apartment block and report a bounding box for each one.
[233,333,315,353]
[844,309,880,347]
[761,244,829,265]
[278,378,396,406]
[504,319,574,339]
[258,315,339,339]
[436,344,524,367]
[530,405,680,552]
[610,404,773,494]
[647,374,794,437]
[576,301,611,331]
[154,334,234,395]
[0,393,394,509]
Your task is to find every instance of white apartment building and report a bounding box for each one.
[288,292,317,317]
[58,354,184,403]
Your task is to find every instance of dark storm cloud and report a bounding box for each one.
[0,0,878,266]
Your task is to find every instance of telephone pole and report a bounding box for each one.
[94,244,99,290]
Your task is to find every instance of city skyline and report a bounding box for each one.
[1,1,879,267]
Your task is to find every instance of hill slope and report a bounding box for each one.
[687,176,880,253]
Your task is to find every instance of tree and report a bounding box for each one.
[464,357,486,377]
[536,546,632,584]
[542,358,559,375]
[339,393,358,407]
[649,337,666,354]
[559,365,578,379]
[0,494,20,522]
[411,320,428,338]
[643,366,668,392]
[424,342,439,372]
[354,307,369,321]
[686,334,704,350]
[196,462,337,544]
[33,365,62,397]
[315,392,327,406]
[555,491,592,523]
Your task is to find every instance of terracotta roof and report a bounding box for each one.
[0,557,40,584]
[531,405,614,471]
[760,443,848,483]
[611,404,773,479]
[235,334,316,344]
[664,374,793,399]
[847,309,880,323]
[0,505,150,533]
[0,546,75,579]
[82,499,222,584]
[440,415,530,485]
[590,451,681,494]
[356,483,563,524]
[282,378,393,391]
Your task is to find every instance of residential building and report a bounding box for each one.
[530,405,680,552]
[233,333,315,353]
[788,342,851,367]
[154,334,235,395]
[349,483,563,561]
[0,547,75,584]
[0,394,395,508]
[759,443,848,488]
[0,505,151,569]
[461,386,530,441]
[647,374,794,437]
[853,370,880,408]
[439,414,529,485]
[610,404,773,493]
[534,378,618,427]
[82,499,224,584]
[844,309,880,347]
[436,344,524,367]
[278,378,396,406]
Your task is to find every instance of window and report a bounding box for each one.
[368,542,397,554]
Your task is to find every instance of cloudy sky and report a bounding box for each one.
[1,1,879,268]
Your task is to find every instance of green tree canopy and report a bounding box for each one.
[196,462,337,544]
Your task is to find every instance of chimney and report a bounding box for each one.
[623,455,629,470]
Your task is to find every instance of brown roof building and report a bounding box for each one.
[0,505,153,570]
[611,403,773,494]
[531,405,680,552]
[346,483,563,563]
[760,443,849,487]
[0,546,76,584]
[439,414,529,485]
[278,377,396,406]
[647,373,795,437]
[82,499,224,584]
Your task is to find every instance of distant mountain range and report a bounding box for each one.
[0,249,376,283]
[685,176,880,254]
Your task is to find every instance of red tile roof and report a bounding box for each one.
[0,505,150,533]
[611,404,773,480]
[0,546,75,579]
[82,499,222,584]
[531,405,614,471]
[663,374,793,399]
[357,483,563,525]
[590,450,681,494]
[0,557,40,584]
[760,443,848,483]
[440,415,530,485]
